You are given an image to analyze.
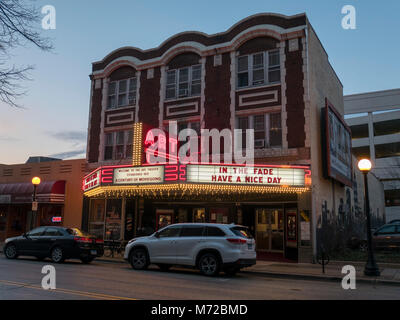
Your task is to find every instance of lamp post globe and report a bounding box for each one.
[357,159,380,277]
[32,176,41,185]
[358,159,372,172]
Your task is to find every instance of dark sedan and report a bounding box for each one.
[3,226,104,263]
[373,222,400,250]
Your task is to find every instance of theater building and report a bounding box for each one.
[82,13,380,262]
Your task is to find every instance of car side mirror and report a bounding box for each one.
[154,232,160,238]
[23,233,28,238]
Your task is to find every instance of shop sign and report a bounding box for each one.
[186,164,305,187]
[321,98,352,186]
[52,216,62,223]
[113,166,164,185]
[32,201,38,211]
[83,169,101,191]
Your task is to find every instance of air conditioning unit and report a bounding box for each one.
[254,139,265,148]
[179,89,189,97]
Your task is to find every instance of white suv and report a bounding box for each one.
[124,223,256,276]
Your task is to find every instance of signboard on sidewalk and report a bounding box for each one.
[32,201,38,211]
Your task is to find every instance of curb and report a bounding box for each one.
[241,270,400,287]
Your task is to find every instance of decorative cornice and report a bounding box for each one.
[91,13,307,77]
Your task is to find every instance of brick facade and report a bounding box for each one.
[87,13,313,167]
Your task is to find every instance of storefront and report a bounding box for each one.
[0,180,66,241]
[83,162,311,261]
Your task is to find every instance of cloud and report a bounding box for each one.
[48,130,87,142]
[0,135,20,142]
[49,149,86,159]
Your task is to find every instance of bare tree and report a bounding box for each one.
[0,0,53,107]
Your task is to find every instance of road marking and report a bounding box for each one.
[0,279,137,300]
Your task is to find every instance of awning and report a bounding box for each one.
[0,180,65,204]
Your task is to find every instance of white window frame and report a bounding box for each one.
[103,130,133,160]
[107,77,137,109]
[235,113,282,148]
[165,64,202,100]
[236,50,280,89]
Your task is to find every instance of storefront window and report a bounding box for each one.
[105,199,122,240]
[193,208,206,222]
[39,205,63,226]
[156,209,174,230]
[210,208,229,224]
[89,199,105,239]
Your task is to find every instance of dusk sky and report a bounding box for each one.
[1,0,399,164]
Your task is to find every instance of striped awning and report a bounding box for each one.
[0,181,65,204]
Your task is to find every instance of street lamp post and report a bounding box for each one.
[31,176,41,231]
[358,159,380,277]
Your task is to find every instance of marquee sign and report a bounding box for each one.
[186,164,305,187]
[113,166,164,185]
[83,163,309,192]
[321,98,352,187]
[83,168,101,191]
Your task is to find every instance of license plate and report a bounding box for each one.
[90,250,97,255]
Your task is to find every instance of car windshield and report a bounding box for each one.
[66,228,91,237]
[230,226,253,239]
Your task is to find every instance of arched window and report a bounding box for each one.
[236,37,280,88]
[165,53,202,100]
[107,66,137,109]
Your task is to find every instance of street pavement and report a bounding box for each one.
[0,255,399,300]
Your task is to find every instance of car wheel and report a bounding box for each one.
[198,253,220,276]
[4,244,18,259]
[224,267,239,276]
[51,246,65,263]
[157,264,172,271]
[129,248,149,270]
[80,256,94,264]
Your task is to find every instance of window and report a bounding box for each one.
[107,78,137,109]
[157,226,181,238]
[376,225,396,235]
[44,227,63,236]
[177,121,201,136]
[237,50,280,88]
[165,65,202,99]
[180,226,205,237]
[231,226,253,239]
[104,130,134,160]
[236,113,282,149]
[205,226,226,237]
[27,227,46,237]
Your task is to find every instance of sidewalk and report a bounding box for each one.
[98,255,400,285]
